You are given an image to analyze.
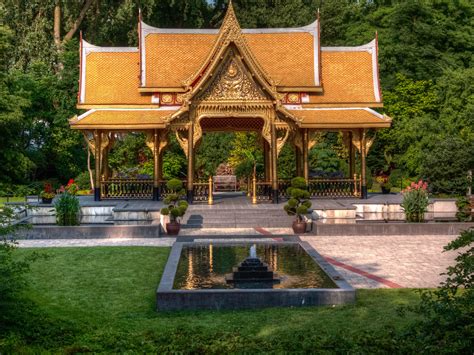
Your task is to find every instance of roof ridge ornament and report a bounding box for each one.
[182,0,275,91]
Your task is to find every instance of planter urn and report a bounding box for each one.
[292,220,306,234]
[166,222,181,235]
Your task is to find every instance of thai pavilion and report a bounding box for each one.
[69,2,391,203]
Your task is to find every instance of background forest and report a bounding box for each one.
[1,0,473,196]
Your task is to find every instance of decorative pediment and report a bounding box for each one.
[197,51,268,102]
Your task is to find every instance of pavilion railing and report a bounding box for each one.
[101,178,153,199]
[254,181,273,203]
[278,179,292,200]
[193,180,211,203]
[308,175,361,198]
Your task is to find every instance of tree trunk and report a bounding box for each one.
[54,2,61,48]
[63,0,95,42]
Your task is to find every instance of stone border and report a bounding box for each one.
[156,241,355,311]
[312,222,474,236]
[16,224,160,239]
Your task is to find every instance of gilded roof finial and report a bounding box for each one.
[221,0,241,32]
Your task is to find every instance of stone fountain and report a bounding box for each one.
[225,244,280,289]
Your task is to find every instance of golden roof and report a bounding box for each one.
[69,109,175,129]
[143,31,317,88]
[309,49,379,104]
[74,3,387,130]
[81,48,150,105]
[290,108,391,128]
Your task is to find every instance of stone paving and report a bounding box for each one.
[301,234,459,289]
[17,231,460,289]
[18,238,177,248]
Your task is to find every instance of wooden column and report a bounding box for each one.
[349,131,355,177]
[270,122,278,203]
[187,123,194,203]
[303,129,309,181]
[263,140,270,182]
[360,129,368,199]
[94,130,102,201]
[153,129,160,201]
[158,151,163,180]
[102,149,109,180]
[295,146,302,177]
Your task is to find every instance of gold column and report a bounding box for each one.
[349,131,355,177]
[303,129,309,181]
[360,129,367,199]
[94,130,102,201]
[102,148,109,180]
[263,140,270,182]
[271,121,278,203]
[187,123,194,203]
[153,129,160,201]
[295,146,302,177]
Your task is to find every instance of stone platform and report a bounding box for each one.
[14,192,461,229]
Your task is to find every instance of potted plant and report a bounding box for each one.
[160,179,188,235]
[375,174,392,194]
[400,180,429,222]
[284,177,312,234]
[40,183,55,204]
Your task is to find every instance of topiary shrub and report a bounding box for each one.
[160,179,188,223]
[284,177,312,222]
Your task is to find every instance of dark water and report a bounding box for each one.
[173,244,338,290]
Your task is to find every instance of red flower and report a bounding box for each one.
[67,179,75,186]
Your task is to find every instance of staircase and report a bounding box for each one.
[181,206,294,228]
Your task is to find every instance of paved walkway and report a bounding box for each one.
[301,234,458,288]
[18,232,459,289]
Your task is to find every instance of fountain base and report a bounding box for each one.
[225,257,280,289]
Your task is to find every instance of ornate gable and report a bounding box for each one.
[197,49,268,103]
[184,1,277,100]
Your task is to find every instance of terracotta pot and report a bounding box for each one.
[166,222,181,235]
[292,220,306,234]
[42,197,53,204]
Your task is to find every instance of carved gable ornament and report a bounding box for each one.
[198,51,268,102]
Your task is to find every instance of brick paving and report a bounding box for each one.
[17,232,459,289]
[301,235,459,289]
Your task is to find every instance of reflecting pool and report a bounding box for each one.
[173,243,337,290]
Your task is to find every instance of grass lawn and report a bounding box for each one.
[3,247,423,353]
[0,196,25,207]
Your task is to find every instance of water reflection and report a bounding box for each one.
[174,244,337,290]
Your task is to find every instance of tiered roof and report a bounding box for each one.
[71,3,390,130]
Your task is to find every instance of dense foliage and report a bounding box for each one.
[1,0,473,196]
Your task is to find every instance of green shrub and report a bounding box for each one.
[54,193,80,226]
[456,196,472,222]
[284,177,312,222]
[160,179,188,223]
[74,171,92,191]
[400,180,429,222]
